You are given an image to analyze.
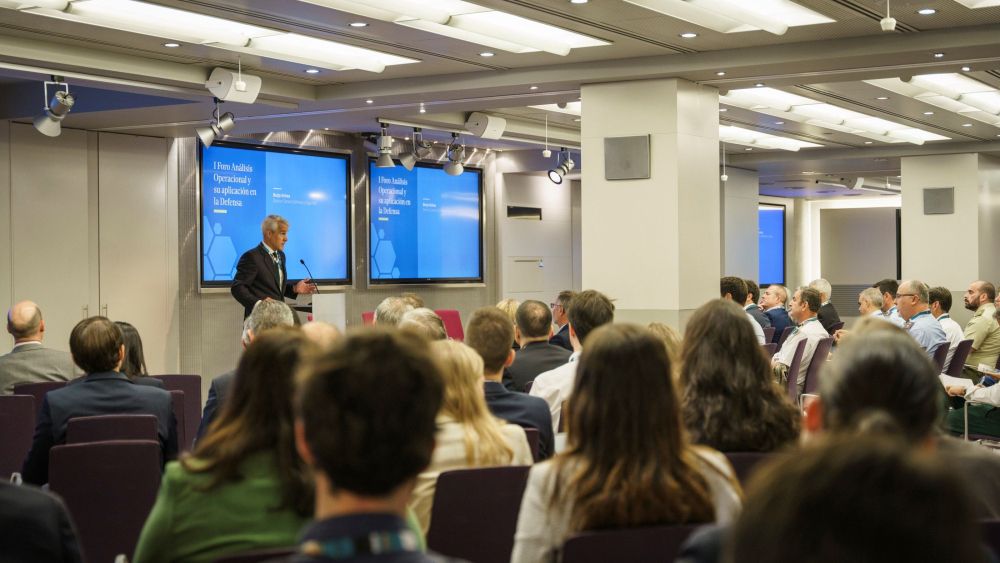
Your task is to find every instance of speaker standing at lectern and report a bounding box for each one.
[231,214,317,318]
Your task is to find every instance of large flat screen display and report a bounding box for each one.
[368,160,483,284]
[759,204,786,286]
[200,141,351,287]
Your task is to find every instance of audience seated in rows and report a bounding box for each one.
[466,307,554,459]
[374,296,414,326]
[873,278,905,327]
[410,340,532,533]
[808,278,841,334]
[929,285,964,369]
[720,277,765,344]
[680,300,800,453]
[398,308,448,342]
[21,316,178,485]
[511,324,742,563]
[133,327,317,563]
[0,300,78,394]
[503,300,571,392]
[0,480,83,563]
[116,321,164,388]
[770,287,827,391]
[961,280,1000,380]
[530,290,614,430]
[742,279,771,330]
[548,290,575,352]
[759,284,792,344]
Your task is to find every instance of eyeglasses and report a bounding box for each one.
[896,293,918,299]
[550,303,561,310]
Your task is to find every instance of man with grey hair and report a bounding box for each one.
[231,214,317,318]
[398,307,447,341]
[374,296,413,326]
[0,301,78,394]
[833,288,887,344]
[196,300,296,440]
[809,278,841,334]
[896,279,947,358]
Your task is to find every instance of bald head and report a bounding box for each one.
[7,301,43,341]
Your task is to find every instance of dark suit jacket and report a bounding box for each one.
[549,324,572,352]
[0,482,82,562]
[132,376,165,389]
[764,307,793,344]
[196,369,235,442]
[503,341,571,392]
[483,381,554,460]
[745,304,771,330]
[21,371,178,485]
[231,243,297,318]
[818,302,842,334]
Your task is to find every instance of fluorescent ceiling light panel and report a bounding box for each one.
[528,101,582,116]
[866,75,1000,126]
[623,0,833,35]
[297,0,608,55]
[0,0,68,8]
[719,125,821,151]
[11,0,416,73]
[951,0,1000,7]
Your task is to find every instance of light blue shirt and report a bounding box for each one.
[883,305,905,327]
[905,309,948,358]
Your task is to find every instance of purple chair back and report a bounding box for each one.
[762,326,776,343]
[561,525,701,563]
[523,427,540,462]
[762,343,777,356]
[775,326,795,352]
[426,465,531,563]
[434,309,465,341]
[946,339,974,377]
[785,339,808,403]
[213,547,297,563]
[803,337,834,395]
[362,311,375,325]
[982,520,1000,559]
[67,414,158,444]
[49,440,162,563]
[0,394,35,479]
[153,374,200,450]
[11,381,67,411]
[168,390,187,453]
[932,343,950,373]
[723,452,775,485]
[827,321,845,335]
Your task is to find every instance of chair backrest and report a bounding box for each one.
[49,440,162,563]
[982,520,1000,560]
[762,343,777,356]
[213,547,297,563]
[153,374,201,450]
[169,390,187,455]
[946,339,974,377]
[67,414,159,444]
[0,394,35,479]
[361,311,375,325]
[803,337,834,395]
[762,326,775,343]
[932,342,950,373]
[775,326,795,352]
[11,381,67,410]
[434,309,465,341]
[426,465,531,563]
[723,452,774,485]
[786,339,808,403]
[558,400,568,433]
[561,525,701,563]
[523,427,540,462]
[827,321,845,334]
[523,380,534,393]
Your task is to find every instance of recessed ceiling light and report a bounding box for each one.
[775,121,785,125]
[962,66,972,72]
[365,99,374,104]
[324,127,330,130]
[349,22,368,27]
[419,103,426,114]
[745,147,753,151]
[305,68,320,74]
[529,85,539,90]
[917,8,937,15]
[480,51,495,57]
[933,52,945,58]
[923,111,934,115]
[570,0,588,3]
[716,71,726,76]
[163,42,181,48]
[755,83,765,87]
[680,32,698,38]
[719,108,728,112]
[864,141,873,144]
[573,118,581,122]
[876,96,889,100]
[963,123,974,127]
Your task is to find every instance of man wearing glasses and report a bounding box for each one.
[895,280,947,358]
[548,290,575,352]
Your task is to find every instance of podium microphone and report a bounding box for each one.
[299,259,319,294]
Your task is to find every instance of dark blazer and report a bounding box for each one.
[231,243,297,318]
[483,381,554,460]
[818,302,842,334]
[132,376,165,389]
[745,304,771,330]
[0,482,83,563]
[21,371,178,485]
[764,307,793,344]
[503,341,571,392]
[196,369,235,442]
[549,324,572,352]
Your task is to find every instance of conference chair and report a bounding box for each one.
[426,465,531,563]
[169,390,187,455]
[785,339,808,404]
[361,311,375,325]
[827,321,845,335]
[560,524,701,563]
[775,326,795,353]
[963,399,1000,443]
[11,381,66,411]
[49,440,162,563]
[213,547,296,563]
[152,374,201,450]
[723,452,777,485]
[932,343,949,373]
[945,339,974,377]
[523,380,534,393]
[803,337,835,395]
[66,414,158,444]
[762,343,777,356]
[524,427,540,462]
[0,394,35,479]
[762,326,775,343]
[434,309,465,341]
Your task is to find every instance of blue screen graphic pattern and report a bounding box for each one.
[759,205,785,285]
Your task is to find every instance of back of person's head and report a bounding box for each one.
[398,308,447,341]
[296,328,443,497]
[680,300,799,452]
[188,326,316,515]
[809,278,832,299]
[819,318,942,443]
[431,340,513,465]
[558,324,714,531]
[7,301,42,339]
[744,279,761,304]
[929,286,952,312]
[374,296,412,326]
[720,276,748,303]
[859,287,883,310]
[729,434,984,563]
[556,290,576,311]
[567,290,615,346]
[495,298,520,326]
[249,300,295,338]
[798,287,822,313]
[873,278,899,298]
[400,292,424,309]
[300,321,341,349]
[70,317,123,373]
[646,322,682,369]
[515,300,552,339]
[465,307,515,374]
[114,321,148,378]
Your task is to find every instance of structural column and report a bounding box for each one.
[580,78,721,327]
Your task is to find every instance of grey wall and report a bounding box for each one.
[722,167,760,279]
[819,207,897,285]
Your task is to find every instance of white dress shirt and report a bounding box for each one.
[772,317,828,388]
[529,353,578,433]
[938,314,964,370]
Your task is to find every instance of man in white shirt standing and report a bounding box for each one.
[771,287,828,392]
[530,289,614,432]
[929,286,964,370]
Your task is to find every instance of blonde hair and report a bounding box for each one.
[431,340,514,466]
[495,298,520,326]
[647,322,682,370]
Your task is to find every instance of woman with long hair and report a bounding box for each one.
[410,339,533,533]
[511,324,741,563]
[133,327,316,563]
[679,299,800,452]
[115,321,163,387]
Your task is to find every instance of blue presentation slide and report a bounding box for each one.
[758,205,785,285]
[200,143,350,284]
[369,161,482,282]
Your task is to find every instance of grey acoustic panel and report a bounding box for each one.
[923,187,954,215]
[604,135,650,180]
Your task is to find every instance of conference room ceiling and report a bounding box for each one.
[5,0,1000,197]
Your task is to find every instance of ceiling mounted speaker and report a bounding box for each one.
[205,67,262,104]
[465,112,506,139]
